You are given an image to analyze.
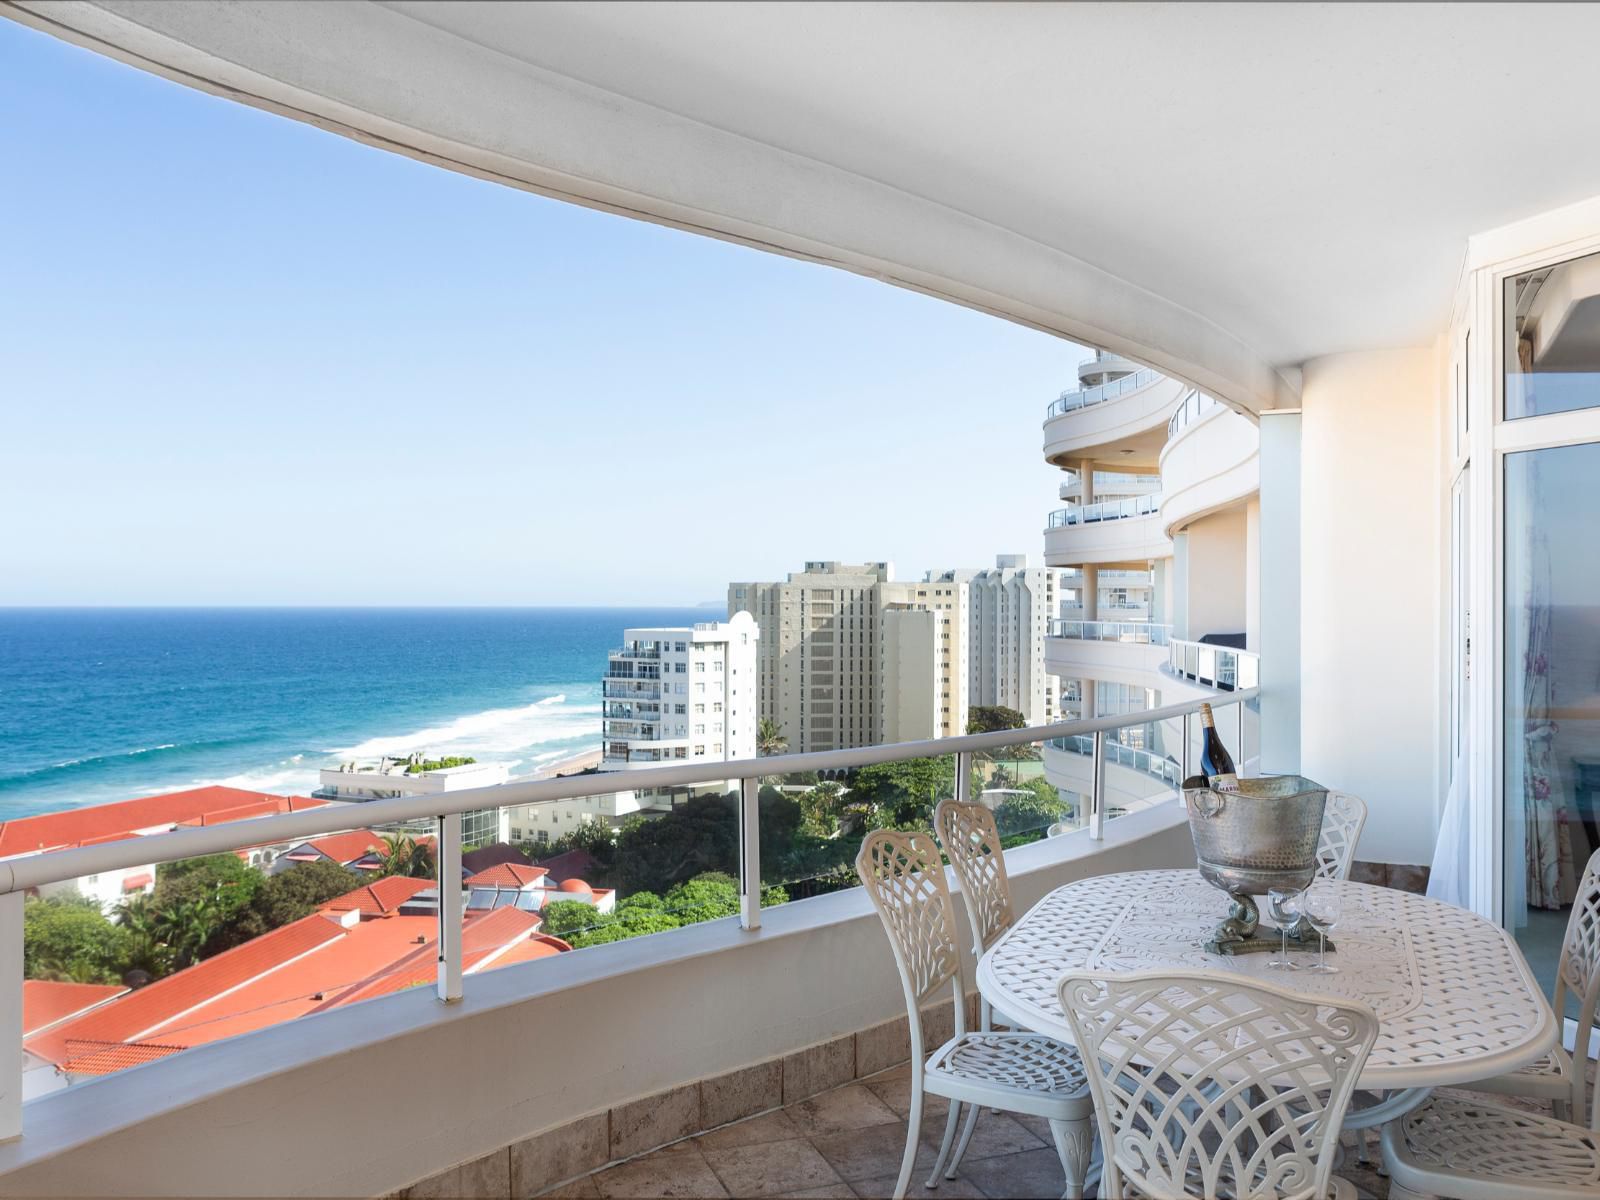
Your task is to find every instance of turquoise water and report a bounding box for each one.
[0,607,711,821]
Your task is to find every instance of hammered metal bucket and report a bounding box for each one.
[1184,775,1328,898]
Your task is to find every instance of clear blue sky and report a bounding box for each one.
[0,18,1087,607]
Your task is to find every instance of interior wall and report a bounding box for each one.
[1301,348,1441,865]
[1182,507,1248,639]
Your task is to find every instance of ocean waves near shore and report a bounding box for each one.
[0,606,705,820]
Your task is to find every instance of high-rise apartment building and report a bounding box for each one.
[600,612,759,769]
[952,555,1062,726]
[730,558,1060,750]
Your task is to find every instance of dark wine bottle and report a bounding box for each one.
[1198,703,1239,792]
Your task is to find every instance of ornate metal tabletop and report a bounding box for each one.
[978,869,1558,1090]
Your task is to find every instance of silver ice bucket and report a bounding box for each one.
[1184,775,1327,952]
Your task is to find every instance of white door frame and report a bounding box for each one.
[1462,198,1600,921]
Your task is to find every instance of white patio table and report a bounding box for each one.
[977,868,1559,1128]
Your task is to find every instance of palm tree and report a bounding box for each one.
[757,718,787,758]
[379,832,435,879]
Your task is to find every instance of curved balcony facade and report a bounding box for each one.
[1044,497,1172,566]
[1042,734,1180,815]
[1043,371,1189,468]
[1157,391,1260,536]
[1045,620,1171,689]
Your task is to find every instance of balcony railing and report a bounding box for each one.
[1166,388,1219,437]
[1046,493,1162,527]
[1048,620,1172,645]
[0,688,1254,1142]
[1167,637,1260,691]
[1046,733,1183,788]
[1045,366,1160,418]
[602,679,662,698]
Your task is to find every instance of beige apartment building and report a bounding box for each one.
[729,558,1054,751]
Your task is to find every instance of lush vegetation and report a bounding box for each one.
[967,705,1026,734]
[538,871,787,949]
[404,755,477,774]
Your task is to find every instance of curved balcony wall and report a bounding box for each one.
[1157,393,1260,536]
[1045,621,1172,689]
[1042,736,1178,815]
[1043,372,1189,467]
[1043,499,1172,566]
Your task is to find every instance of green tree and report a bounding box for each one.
[847,756,957,829]
[967,706,1026,735]
[663,872,741,922]
[141,853,263,968]
[114,894,175,976]
[756,718,788,758]
[377,833,435,880]
[25,896,134,984]
[798,781,846,837]
[540,897,616,941]
[203,861,363,955]
[993,778,1070,839]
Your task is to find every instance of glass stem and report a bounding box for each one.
[1318,930,1327,970]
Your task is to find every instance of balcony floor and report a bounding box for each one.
[535,1056,1582,1199]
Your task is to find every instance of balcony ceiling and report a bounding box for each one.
[14,2,1600,412]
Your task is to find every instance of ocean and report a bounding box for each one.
[0,607,713,822]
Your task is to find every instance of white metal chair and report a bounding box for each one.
[1059,968,1377,1200]
[1314,791,1368,881]
[1381,1095,1600,1200]
[1462,845,1600,1124]
[855,829,1095,1199]
[935,798,1015,1029]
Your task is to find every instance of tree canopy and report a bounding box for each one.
[968,706,1027,734]
[25,896,133,984]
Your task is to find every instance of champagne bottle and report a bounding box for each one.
[1198,703,1239,792]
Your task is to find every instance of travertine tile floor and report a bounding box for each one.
[542,1058,1590,1199]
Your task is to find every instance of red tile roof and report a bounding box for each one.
[283,829,389,866]
[319,876,435,918]
[23,981,128,1037]
[26,914,347,1067]
[27,907,557,1079]
[0,786,325,858]
[465,862,548,889]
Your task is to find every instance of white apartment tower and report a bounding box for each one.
[600,612,759,769]
[961,555,1062,726]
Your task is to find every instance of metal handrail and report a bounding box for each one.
[0,690,1256,896]
[1045,366,1160,418]
[1166,637,1260,692]
[1049,620,1172,645]
[1046,493,1162,528]
[1166,388,1219,437]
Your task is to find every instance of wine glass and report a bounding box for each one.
[1303,880,1343,974]
[1266,886,1303,970]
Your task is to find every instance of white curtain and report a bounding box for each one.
[1427,732,1471,909]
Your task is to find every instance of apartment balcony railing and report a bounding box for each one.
[1166,388,1219,437]
[1167,637,1260,692]
[0,687,1255,1143]
[1048,620,1172,645]
[1045,366,1159,418]
[603,665,661,681]
[1046,733,1183,788]
[1046,493,1163,527]
[611,648,663,660]
[602,679,661,699]
[603,722,661,740]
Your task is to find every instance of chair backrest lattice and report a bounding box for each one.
[1558,848,1600,1128]
[1059,969,1377,1200]
[935,798,1015,955]
[856,830,964,1018]
[1314,791,1368,882]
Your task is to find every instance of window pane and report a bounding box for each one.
[1504,442,1600,1014]
[1506,251,1600,419]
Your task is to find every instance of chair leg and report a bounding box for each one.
[893,1077,924,1200]
[1555,1096,1573,1123]
[1048,1118,1094,1200]
[944,1100,982,1180]
[925,1101,962,1189]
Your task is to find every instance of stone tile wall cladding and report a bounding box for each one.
[393,1000,969,1200]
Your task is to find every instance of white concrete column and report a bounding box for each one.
[1150,559,1168,625]
[1245,495,1262,652]
[1170,532,1189,640]
[1081,564,1099,621]
[1258,412,1301,776]
[1077,460,1096,505]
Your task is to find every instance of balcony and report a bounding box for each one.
[1042,370,1188,469]
[1158,390,1260,536]
[1043,496,1172,567]
[0,692,1256,1197]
